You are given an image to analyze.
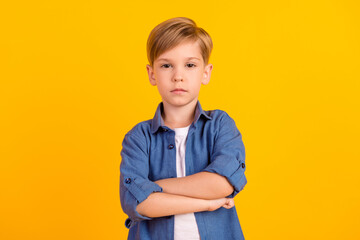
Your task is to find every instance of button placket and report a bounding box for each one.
[164,130,177,178]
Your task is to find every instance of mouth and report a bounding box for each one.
[171,88,187,92]
[171,88,187,95]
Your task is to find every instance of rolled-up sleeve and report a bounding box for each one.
[202,112,247,198]
[120,132,163,223]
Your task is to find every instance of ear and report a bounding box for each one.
[201,63,213,85]
[146,64,157,86]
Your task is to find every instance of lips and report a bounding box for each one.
[171,88,187,92]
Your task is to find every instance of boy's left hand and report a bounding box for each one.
[222,198,235,209]
[208,198,235,211]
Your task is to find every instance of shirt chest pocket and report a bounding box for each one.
[148,141,176,181]
[147,136,212,180]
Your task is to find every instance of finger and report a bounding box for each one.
[223,204,233,209]
[223,199,235,209]
[222,202,231,209]
[226,198,234,205]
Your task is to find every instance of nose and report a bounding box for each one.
[173,72,183,82]
[173,68,183,82]
[174,76,183,82]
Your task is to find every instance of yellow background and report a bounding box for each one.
[1,0,359,239]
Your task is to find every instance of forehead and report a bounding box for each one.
[156,40,202,62]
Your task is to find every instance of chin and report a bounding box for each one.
[171,99,197,107]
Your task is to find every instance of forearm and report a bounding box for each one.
[136,192,209,218]
[155,172,234,200]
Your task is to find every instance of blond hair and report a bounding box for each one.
[147,17,213,67]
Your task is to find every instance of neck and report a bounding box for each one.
[161,99,198,129]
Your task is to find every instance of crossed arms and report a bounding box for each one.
[136,172,235,218]
[120,113,247,222]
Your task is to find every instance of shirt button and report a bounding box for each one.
[168,144,174,149]
[125,178,132,184]
[241,163,245,168]
[125,218,132,229]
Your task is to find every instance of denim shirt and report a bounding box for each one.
[119,100,247,240]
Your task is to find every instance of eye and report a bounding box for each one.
[186,63,196,68]
[161,64,172,68]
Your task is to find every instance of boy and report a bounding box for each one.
[120,17,247,240]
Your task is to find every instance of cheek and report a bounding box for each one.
[194,71,204,79]
[156,81,169,93]
[190,81,202,92]
[156,72,170,83]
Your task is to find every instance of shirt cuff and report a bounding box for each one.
[202,155,247,198]
[121,175,163,222]
[123,176,163,203]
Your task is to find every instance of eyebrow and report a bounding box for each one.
[157,57,201,62]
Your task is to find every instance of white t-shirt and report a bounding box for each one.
[173,124,201,240]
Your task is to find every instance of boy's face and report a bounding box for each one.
[146,40,213,109]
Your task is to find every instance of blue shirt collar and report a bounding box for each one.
[150,100,212,134]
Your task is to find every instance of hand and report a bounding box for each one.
[208,198,235,212]
[222,198,235,209]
